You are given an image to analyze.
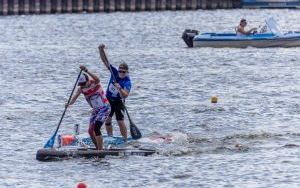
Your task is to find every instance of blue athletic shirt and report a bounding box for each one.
[106,65,131,100]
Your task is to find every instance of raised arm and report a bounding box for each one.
[79,65,100,84]
[98,44,110,70]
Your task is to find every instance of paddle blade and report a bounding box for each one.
[130,123,142,139]
[44,136,55,148]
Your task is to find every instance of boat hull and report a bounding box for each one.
[242,0,300,9]
[193,38,300,48]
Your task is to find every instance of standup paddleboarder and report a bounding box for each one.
[65,65,110,150]
[99,44,131,141]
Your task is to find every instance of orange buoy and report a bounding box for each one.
[211,96,218,103]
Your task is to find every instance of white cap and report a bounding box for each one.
[78,74,87,85]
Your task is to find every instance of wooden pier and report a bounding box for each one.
[0,0,242,15]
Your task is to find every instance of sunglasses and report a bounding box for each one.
[118,70,127,74]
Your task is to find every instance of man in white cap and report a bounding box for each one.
[65,65,110,150]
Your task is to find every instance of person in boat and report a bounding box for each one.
[99,44,131,141]
[65,65,111,150]
[236,19,257,36]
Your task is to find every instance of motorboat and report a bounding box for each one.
[242,0,300,9]
[182,18,300,48]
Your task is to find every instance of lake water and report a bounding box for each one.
[0,9,300,187]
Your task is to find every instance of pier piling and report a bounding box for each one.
[0,0,243,15]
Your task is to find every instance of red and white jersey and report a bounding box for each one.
[81,80,109,109]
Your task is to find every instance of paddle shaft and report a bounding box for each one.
[54,69,83,135]
[44,70,82,148]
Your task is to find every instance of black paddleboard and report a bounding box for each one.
[36,148,156,161]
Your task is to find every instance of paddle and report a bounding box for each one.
[44,70,83,148]
[99,46,142,139]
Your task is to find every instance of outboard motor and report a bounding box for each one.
[182,29,199,47]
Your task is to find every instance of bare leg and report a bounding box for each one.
[105,117,113,136]
[117,120,127,141]
[88,126,97,147]
[95,135,103,150]
[90,136,97,147]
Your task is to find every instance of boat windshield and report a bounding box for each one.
[265,17,283,36]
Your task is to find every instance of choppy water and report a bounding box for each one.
[1,9,300,187]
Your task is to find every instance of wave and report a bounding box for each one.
[141,131,300,156]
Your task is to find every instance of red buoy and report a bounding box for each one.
[77,182,87,188]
